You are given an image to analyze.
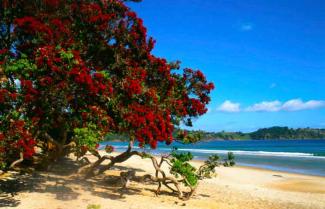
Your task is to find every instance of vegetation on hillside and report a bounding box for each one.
[105,126,325,141]
[249,127,325,140]
[183,127,325,140]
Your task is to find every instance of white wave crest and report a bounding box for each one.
[174,148,325,159]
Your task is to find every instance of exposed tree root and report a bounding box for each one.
[82,140,197,200]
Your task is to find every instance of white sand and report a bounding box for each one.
[1,152,325,209]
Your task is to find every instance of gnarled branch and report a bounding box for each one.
[9,152,24,169]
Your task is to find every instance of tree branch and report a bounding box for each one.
[9,152,24,169]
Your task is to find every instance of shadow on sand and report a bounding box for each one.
[0,157,167,207]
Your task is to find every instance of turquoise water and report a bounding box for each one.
[100,140,325,176]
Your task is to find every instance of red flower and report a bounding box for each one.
[44,0,60,8]
[126,11,137,19]
[0,133,4,141]
[40,76,53,86]
[24,94,34,103]
[195,70,205,79]
[150,140,157,149]
[81,112,88,120]
[94,72,104,79]
[0,48,8,55]
[81,145,88,152]
[14,120,25,129]
[9,93,17,100]
[124,78,142,96]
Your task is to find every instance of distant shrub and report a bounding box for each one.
[223,152,235,167]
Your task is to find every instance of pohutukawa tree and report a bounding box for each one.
[0,0,215,199]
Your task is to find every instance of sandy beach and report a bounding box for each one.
[1,152,325,209]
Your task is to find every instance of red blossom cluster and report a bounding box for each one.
[83,105,114,134]
[15,16,54,44]
[20,79,39,103]
[124,104,173,148]
[0,89,17,103]
[44,0,60,8]
[0,49,9,65]
[124,78,143,96]
[33,45,113,98]
[0,119,36,159]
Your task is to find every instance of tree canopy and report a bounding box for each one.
[0,0,213,169]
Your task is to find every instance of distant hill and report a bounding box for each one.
[104,126,325,142]
[249,127,325,140]
[186,126,325,140]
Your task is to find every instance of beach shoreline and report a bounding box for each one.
[1,151,324,209]
[101,139,325,177]
[106,148,325,177]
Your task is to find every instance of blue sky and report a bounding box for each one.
[128,0,325,132]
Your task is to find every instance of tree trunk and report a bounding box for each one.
[84,140,135,178]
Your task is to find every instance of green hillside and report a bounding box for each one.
[184,127,325,140]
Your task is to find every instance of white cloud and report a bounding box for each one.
[217,100,241,113]
[216,99,325,113]
[246,99,325,112]
[246,100,281,112]
[281,99,325,111]
[240,23,253,31]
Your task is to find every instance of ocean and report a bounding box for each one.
[100,140,325,177]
